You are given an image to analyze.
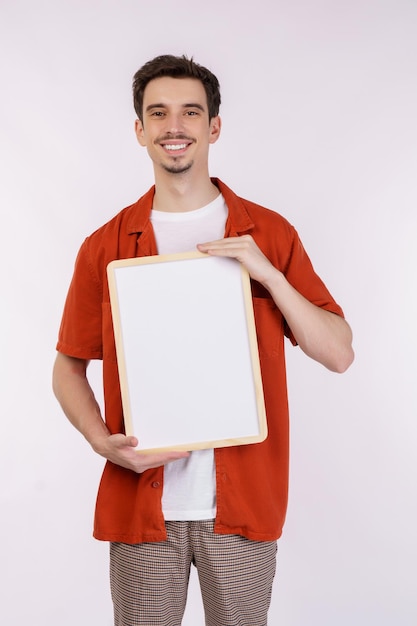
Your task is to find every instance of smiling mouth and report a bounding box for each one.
[163,143,188,152]
[158,135,194,154]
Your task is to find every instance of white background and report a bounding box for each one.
[1,1,416,624]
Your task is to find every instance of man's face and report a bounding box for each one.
[135,76,221,176]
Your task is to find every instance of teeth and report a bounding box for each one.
[165,143,187,151]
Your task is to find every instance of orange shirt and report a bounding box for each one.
[57,179,344,543]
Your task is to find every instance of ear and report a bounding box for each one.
[209,115,221,144]
[134,119,147,146]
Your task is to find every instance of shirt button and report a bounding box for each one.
[151,481,161,488]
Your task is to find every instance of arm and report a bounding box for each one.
[52,352,189,472]
[197,235,354,373]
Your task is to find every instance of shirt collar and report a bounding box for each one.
[125,178,255,236]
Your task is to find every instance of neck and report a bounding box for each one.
[152,169,219,213]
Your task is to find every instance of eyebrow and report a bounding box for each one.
[145,102,206,113]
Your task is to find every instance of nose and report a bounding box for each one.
[165,112,185,135]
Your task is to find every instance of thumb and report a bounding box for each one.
[109,433,138,448]
[125,435,139,448]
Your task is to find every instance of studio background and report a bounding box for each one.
[1,1,416,624]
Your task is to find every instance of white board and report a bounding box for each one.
[107,251,267,452]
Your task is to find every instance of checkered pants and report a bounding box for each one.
[110,520,277,626]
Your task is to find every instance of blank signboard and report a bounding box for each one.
[107,251,267,452]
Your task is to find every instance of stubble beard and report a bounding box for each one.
[156,133,195,175]
[161,159,194,175]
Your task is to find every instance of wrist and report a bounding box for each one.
[88,427,111,456]
[261,266,285,293]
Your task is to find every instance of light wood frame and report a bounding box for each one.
[107,251,267,452]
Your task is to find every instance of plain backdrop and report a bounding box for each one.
[1,1,416,624]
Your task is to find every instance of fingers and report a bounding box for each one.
[197,235,252,256]
[197,235,265,264]
[104,433,189,474]
[197,235,276,285]
[135,451,190,472]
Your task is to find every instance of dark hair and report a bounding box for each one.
[133,54,221,122]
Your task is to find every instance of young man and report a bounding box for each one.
[53,55,354,626]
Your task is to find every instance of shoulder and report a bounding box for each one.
[80,186,155,261]
[216,178,296,238]
[84,203,134,244]
[217,180,301,271]
[241,196,295,232]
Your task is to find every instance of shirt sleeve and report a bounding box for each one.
[283,228,345,345]
[56,237,104,360]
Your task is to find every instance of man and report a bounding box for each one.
[53,54,354,626]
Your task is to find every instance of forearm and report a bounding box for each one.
[262,269,354,373]
[52,353,110,450]
[52,352,190,471]
[197,235,354,373]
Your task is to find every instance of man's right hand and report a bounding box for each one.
[92,433,190,473]
[52,353,190,473]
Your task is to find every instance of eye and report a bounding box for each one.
[151,111,165,117]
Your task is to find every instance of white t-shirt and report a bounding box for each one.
[150,193,228,520]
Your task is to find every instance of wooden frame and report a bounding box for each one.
[107,251,267,452]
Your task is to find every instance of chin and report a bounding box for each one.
[162,160,194,174]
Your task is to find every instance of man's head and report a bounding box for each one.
[133,54,221,123]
